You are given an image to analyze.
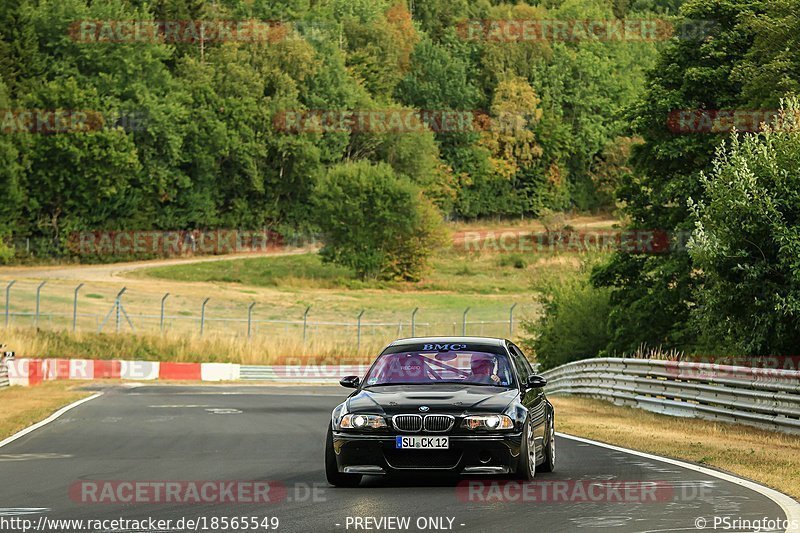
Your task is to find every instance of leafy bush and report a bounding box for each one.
[688,98,800,355]
[522,266,611,370]
[312,161,447,281]
[0,239,13,264]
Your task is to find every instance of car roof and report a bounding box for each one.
[388,336,508,347]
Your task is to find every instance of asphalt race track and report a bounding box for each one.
[0,385,790,533]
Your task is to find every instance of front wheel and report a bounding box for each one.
[516,417,536,481]
[538,411,556,473]
[325,426,362,487]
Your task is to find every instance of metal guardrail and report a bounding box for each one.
[541,358,800,435]
[240,364,370,383]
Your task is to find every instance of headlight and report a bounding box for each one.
[338,414,388,430]
[461,414,514,430]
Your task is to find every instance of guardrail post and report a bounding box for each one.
[115,287,127,333]
[200,297,210,336]
[357,309,365,350]
[72,283,84,333]
[34,281,46,328]
[160,293,170,334]
[303,306,311,345]
[4,280,15,328]
[411,307,419,337]
[462,307,470,336]
[509,303,518,336]
[247,302,256,339]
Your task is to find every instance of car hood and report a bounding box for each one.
[346,384,518,416]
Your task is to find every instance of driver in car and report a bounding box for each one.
[470,353,501,385]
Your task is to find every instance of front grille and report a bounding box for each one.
[393,414,422,432]
[423,414,454,432]
[384,450,462,469]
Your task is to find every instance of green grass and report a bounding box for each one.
[0,382,92,441]
[134,249,581,295]
[138,253,360,288]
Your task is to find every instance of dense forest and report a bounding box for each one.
[532,0,800,363]
[0,0,675,257]
[3,0,800,359]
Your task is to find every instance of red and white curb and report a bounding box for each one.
[5,358,368,386]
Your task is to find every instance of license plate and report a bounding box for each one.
[395,436,449,449]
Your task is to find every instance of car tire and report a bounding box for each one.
[516,417,536,481]
[325,425,362,487]
[538,411,556,473]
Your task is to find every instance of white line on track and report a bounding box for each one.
[558,432,800,533]
[0,393,103,450]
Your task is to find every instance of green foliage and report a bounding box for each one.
[312,161,446,281]
[735,0,800,106]
[688,99,800,354]
[522,264,611,370]
[0,0,670,261]
[591,0,766,355]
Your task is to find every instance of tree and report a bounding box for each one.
[735,0,800,106]
[688,99,800,355]
[480,77,543,181]
[0,79,23,262]
[523,262,612,370]
[312,160,446,280]
[591,0,765,355]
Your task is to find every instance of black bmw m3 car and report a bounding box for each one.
[325,337,555,486]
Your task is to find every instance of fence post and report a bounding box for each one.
[34,281,47,328]
[73,283,84,333]
[4,280,15,328]
[509,303,518,336]
[357,309,365,350]
[115,287,127,333]
[411,307,419,337]
[247,302,256,339]
[160,293,170,334]
[200,297,210,336]
[462,307,470,336]
[303,306,311,345]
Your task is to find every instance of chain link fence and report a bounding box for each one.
[1,279,533,348]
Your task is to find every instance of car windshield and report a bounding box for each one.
[362,350,515,387]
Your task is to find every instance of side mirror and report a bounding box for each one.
[526,375,547,389]
[339,375,360,389]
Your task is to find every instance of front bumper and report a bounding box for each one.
[332,431,524,475]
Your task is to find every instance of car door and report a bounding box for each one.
[508,342,547,457]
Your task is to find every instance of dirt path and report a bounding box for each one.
[0,215,616,283]
[0,248,311,282]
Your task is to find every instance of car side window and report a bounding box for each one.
[508,343,530,384]
[514,344,535,375]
